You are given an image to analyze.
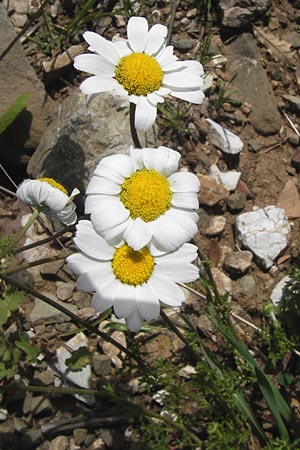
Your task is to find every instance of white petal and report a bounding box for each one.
[74,53,115,77]
[151,215,193,251]
[96,154,136,179]
[91,291,114,313]
[85,194,100,214]
[102,218,130,242]
[74,220,114,260]
[67,253,99,275]
[134,96,157,132]
[145,24,167,55]
[167,207,199,224]
[125,309,144,332]
[77,264,113,291]
[156,243,198,264]
[136,284,160,321]
[80,76,118,95]
[142,146,180,176]
[90,197,130,232]
[86,177,121,195]
[147,275,185,306]
[183,60,204,76]
[169,172,200,193]
[163,72,201,89]
[129,146,144,169]
[124,218,152,251]
[127,17,148,53]
[171,193,199,209]
[93,164,125,184]
[114,283,136,318]
[156,46,177,67]
[54,203,77,225]
[154,263,199,283]
[83,31,120,65]
[147,92,165,105]
[112,39,132,57]
[171,89,205,104]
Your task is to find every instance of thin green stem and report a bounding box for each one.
[0,273,147,371]
[160,309,190,346]
[129,103,142,148]
[0,383,202,446]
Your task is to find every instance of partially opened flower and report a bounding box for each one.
[67,220,199,331]
[16,178,79,226]
[85,146,200,252]
[74,16,205,132]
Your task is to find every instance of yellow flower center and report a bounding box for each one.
[112,245,154,285]
[38,178,68,195]
[114,53,163,96]
[120,169,171,222]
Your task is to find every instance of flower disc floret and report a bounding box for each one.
[120,169,171,222]
[115,53,163,96]
[112,244,154,285]
[37,177,68,195]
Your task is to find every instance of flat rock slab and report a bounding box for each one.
[30,293,78,325]
[277,179,300,219]
[235,205,290,269]
[224,33,281,136]
[0,5,51,163]
[27,91,155,207]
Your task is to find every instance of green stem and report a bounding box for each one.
[0,254,67,276]
[0,273,147,371]
[0,383,202,446]
[160,309,190,347]
[129,102,142,148]
[3,208,40,257]
[13,224,75,254]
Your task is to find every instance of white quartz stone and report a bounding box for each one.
[210,164,241,191]
[206,118,244,154]
[270,276,291,307]
[235,206,290,269]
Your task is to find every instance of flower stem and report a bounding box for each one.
[129,102,142,148]
[0,273,147,371]
[0,254,67,276]
[3,208,40,257]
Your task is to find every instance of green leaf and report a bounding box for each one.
[4,291,23,312]
[0,92,30,134]
[15,333,40,362]
[0,305,9,326]
[65,346,91,371]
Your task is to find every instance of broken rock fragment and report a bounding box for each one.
[235,206,290,269]
[206,118,244,154]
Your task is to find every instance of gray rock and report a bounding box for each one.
[224,33,281,135]
[92,354,111,376]
[30,293,78,325]
[20,430,43,449]
[0,5,52,164]
[173,39,198,50]
[235,206,290,269]
[205,216,226,236]
[283,94,300,114]
[27,91,155,206]
[30,395,53,416]
[219,0,271,28]
[227,192,247,211]
[224,251,253,276]
[232,274,257,300]
[73,428,88,446]
[49,436,69,450]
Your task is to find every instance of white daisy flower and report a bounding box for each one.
[85,146,200,252]
[67,220,199,332]
[16,178,79,226]
[74,16,205,132]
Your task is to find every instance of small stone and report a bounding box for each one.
[211,268,232,296]
[101,330,127,369]
[288,133,300,146]
[227,192,247,211]
[92,354,111,376]
[248,140,261,153]
[173,39,197,50]
[30,294,78,325]
[34,369,54,386]
[20,430,43,450]
[56,281,75,301]
[198,174,229,206]
[232,274,257,300]
[186,8,197,18]
[90,437,106,450]
[283,94,300,113]
[49,435,69,450]
[205,216,226,236]
[30,395,53,416]
[73,428,88,446]
[206,118,244,154]
[235,206,290,269]
[236,179,251,198]
[178,365,197,379]
[210,164,241,191]
[224,251,253,276]
[0,408,8,421]
[277,179,300,218]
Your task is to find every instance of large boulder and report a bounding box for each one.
[0,4,52,164]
